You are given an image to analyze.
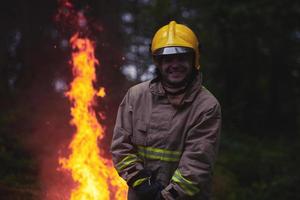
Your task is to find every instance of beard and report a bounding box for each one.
[156,67,198,88]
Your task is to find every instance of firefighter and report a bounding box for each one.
[111,21,221,200]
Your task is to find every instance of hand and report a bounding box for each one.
[135,180,164,199]
[128,168,164,199]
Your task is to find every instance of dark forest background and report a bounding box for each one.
[0,0,299,199]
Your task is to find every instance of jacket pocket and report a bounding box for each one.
[133,119,147,146]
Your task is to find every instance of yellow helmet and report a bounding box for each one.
[151,21,200,69]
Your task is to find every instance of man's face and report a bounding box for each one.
[158,53,194,87]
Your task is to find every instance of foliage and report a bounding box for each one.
[214,133,300,200]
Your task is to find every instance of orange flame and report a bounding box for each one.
[59,33,127,200]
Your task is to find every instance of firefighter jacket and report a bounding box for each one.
[111,73,221,200]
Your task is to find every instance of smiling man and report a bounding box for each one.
[111,21,222,200]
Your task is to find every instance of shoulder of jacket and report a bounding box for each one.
[128,80,151,99]
[198,86,221,110]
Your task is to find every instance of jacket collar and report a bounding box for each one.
[149,72,203,104]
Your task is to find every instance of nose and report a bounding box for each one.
[168,56,181,66]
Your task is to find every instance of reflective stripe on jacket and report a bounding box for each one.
[111,74,221,200]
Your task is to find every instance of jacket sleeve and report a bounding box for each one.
[110,89,144,184]
[162,102,221,199]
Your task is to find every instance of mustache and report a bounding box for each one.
[166,65,187,73]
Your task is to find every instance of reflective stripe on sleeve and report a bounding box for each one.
[132,177,150,188]
[137,146,181,162]
[116,154,141,172]
[171,169,200,196]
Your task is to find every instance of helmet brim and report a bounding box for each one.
[153,46,194,56]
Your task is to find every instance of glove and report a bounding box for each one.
[135,180,164,199]
[128,169,164,200]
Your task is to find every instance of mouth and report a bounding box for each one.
[167,68,187,79]
[167,67,187,74]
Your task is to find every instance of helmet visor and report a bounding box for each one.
[153,46,194,56]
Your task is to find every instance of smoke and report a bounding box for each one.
[23,75,73,199]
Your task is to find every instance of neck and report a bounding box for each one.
[162,81,188,95]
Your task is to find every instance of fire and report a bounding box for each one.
[59,33,127,199]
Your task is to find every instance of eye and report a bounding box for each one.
[178,55,186,62]
[162,56,173,63]
[181,53,194,63]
